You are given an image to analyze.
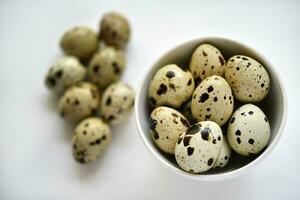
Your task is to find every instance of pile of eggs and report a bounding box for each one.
[148,44,271,173]
[44,12,135,164]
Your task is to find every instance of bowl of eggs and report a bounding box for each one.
[134,37,287,180]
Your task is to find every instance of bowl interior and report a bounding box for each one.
[135,37,285,178]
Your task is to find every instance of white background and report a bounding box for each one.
[0,0,299,199]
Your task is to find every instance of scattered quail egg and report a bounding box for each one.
[191,75,234,126]
[58,82,100,122]
[227,104,271,156]
[150,106,190,154]
[175,121,223,173]
[45,56,86,95]
[148,64,195,108]
[60,26,99,60]
[225,55,270,102]
[101,82,134,124]
[100,12,130,49]
[73,117,112,164]
[189,44,226,85]
[212,136,231,169]
[88,46,125,88]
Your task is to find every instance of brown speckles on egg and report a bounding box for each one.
[183,136,192,146]
[237,137,241,144]
[187,78,192,86]
[202,51,207,56]
[235,129,241,136]
[169,83,176,91]
[150,97,157,106]
[187,147,194,156]
[93,65,99,73]
[207,86,214,93]
[199,92,209,103]
[152,130,159,140]
[201,127,211,141]
[106,97,112,106]
[207,158,214,166]
[248,138,254,145]
[157,84,167,95]
[166,71,175,79]
[213,97,218,102]
[248,111,254,115]
[112,62,120,74]
[230,117,235,124]
[180,117,189,127]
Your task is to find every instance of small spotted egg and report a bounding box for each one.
[148,64,195,108]
[100,12,131,49]
[191,75,234,126]
[60,26,99,60]
[101,82,135,125]
[189,44,226,85]
[88,46,125,88]
[225,55,270,102]
[58,82,100,123]
[212,136,231,169]
[150,106,190,154]
[45,56,86,95]
[73,117,112,164]
[227,104,271,156]
[175,121,223,173]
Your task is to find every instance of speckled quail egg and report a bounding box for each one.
[45,56,86,94]
[58,82,100,122]
[88,46,125,88]
[212,136,231,169]
[148,64,195,108]
[73,117,112,164]
[175,121,223,173]
[227,104,271,156]
[189,44,226,85]
[100,12,130,49]
[191,75,234,126]
[60,26,99,60]
[101,82,134,124]
[150,106,190,154]
[225,55,270,102]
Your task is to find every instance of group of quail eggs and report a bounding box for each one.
[149,44,271,173]
[45,12,134,164]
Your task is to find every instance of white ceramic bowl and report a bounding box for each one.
[134,37,287,181]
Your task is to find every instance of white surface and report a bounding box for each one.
[0,0,299,199]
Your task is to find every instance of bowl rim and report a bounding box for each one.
[134,36,288,181]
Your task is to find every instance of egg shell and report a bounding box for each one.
[227,104,271,156]
[225,55,270,102]
[150,106,190,154]
[175,121,223,173]
[148,64,195,108]
[212,136,231,169]
[58,82,100,123]
[88,47,125,88]
[73,117,112,164]
[45,56,86,95]
[191,75,234,126]
[101,82,135,125]
[189,44,226,85]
